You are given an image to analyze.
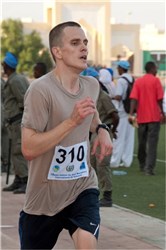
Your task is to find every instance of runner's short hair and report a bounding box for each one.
[49,21,81,49]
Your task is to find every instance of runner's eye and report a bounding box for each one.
[71,41,79,46]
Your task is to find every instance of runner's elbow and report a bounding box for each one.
[22,145,36,161]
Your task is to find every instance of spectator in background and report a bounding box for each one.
[99,68,114,97]
[85,67,119,207]
[129,61,164,175]
[110,61,135,168]
[106,67,114,78]
[106,67,117,101]
[33,62,47,79]
[2,52,29,194]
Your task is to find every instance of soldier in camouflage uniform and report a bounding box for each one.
[91,85,119,207]
[86,67,119,207]
[2,52,29,194]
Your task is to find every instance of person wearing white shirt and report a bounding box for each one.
[110,61,135,168]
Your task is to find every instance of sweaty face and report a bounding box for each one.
[59,26,88,72]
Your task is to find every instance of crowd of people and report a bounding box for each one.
[1,21,165,250]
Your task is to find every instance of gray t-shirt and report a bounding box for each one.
[22,71,99,216]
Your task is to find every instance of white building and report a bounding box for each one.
[18,1,165,76]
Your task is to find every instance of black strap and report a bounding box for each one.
[121,76,134,85]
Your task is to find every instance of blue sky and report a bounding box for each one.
[1,0,165,31]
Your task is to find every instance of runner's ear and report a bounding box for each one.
[52,47,62,60]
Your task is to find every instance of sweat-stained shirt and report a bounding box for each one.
[22,71,100,216]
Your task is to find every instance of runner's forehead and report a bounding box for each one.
[63,26,88,41]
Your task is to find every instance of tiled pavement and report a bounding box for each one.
[1,173,165,250]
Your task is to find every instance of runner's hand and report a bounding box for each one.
[91,129,113,162]
[70,97,96,125]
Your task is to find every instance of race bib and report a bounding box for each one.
[47,141,89,180]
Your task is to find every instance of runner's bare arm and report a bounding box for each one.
[90,110,113,162]
[22,97,96,161]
